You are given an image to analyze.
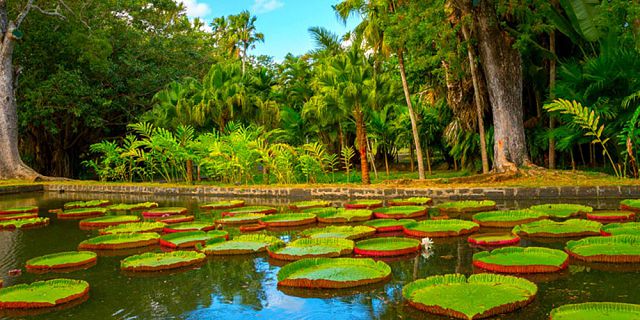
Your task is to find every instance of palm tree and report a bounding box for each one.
[230,10,264,75]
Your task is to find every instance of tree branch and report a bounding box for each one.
[32,5,66,20]
[15,0,34,28]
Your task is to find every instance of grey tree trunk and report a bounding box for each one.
[397,49,426,179]
[548,30,557,169]
[474,0,529,171]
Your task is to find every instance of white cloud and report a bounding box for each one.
[252,0,284,14]
[179,0,211,18]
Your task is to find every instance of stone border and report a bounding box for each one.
[0,184,44,195]
[41,184,640,200]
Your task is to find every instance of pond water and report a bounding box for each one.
[0,192,637,320]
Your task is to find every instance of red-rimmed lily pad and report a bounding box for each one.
[473,246,569,273]
[437,200,496,214]
[0,218,49,230]
[372,206,427,219]
[550,302,640,320]
[197,234,283,255]
[108,202,158,211]
[268,238,354,261]
[587,211,635,223]
[57,208,108,220]
[601,222,640,236]
[216,213,266,225]
[344,199,383,209]
[529,203,592,218]
[316,208,372,223]
[64,200,110,210]
[159,230,228,249]
[403,219,479,238]
[121,251,206,272]
[402,273,537,320]
[289,200,331,211]
[163,221,217,233]
[79,232,159,250]
[277,258,391,289]
[26,251,97,271]
[566,235,640,263]
[468,233,520,246]
[472,210,549,228]
[199,200,245,210]
[0,206,38,215]
[141,207,188,217]
[388,197,432,206]
[354,237,421,257]
[157,215,194,224]
[79,215,140,229]
[0,279,90,309]
[0,213,38,222]
[512,219,602,238]
[99,222,166,235]
[259,213,317,227]
[300,225,376,240]
[620,199,640,212]
[221,206,277,217]
[363,219,416,233]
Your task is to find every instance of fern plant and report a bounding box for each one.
[341,146,355,183]
[544,99,620,177]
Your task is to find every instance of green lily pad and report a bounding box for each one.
[467,233,520,246]
[437,200,496,213]
[354,237,421,257]
[403,219,479,237]
[160,230,227,248]
[620,199,640,212]
[200,200,245,210]
[121,251,206,271]
[388,197,432,206]
[108,202,158,211]
[277,258,391,288]
[473,247,568,273]
[0,217,49,230]
[0,206,38,215]
[316,208,372,223]
[344,199,383,209]
[268,238,354,260]
[216,213,266,225]
[0,213,38,221]
[79,215,140,228]
[299,225,376,240]
[163,221,217,233]
[142,207,188,217]
[64,200,110,209]
[550,302,640,320]
[566,235,640,263]
[26,251,97,271]
[363,219,416,232]
[79,233,159,250]
[512,219,602,238]
[529,204,593,218]
[472,210,548,228]
[99,222,166,235]
[289,200,331,210]
[57,208,108,219]
[0,279,90,309]
[601,222,640,236]
[259,213,317,227]
[372,206,427,219]
[403,273,537,319]
[198,234,283,255]
[221,206,277,216]
[587,211,636,222]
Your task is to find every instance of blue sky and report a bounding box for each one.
[179,0,361,61]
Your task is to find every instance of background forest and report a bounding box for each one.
[10,0,640,184]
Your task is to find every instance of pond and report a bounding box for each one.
[0,192,637,319]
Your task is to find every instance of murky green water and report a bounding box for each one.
[0,192,637,320]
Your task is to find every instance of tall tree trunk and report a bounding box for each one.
[354,105,370,184]
[0,16,40,180]
[548,30,557,169]
[474,0,529,172]
[425,147,432,175]
[460,22,490,174]
[397,49,426,179]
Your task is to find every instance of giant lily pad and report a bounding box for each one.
[300,225,376,240]
[198,234,283,255]
[57,208,108,220]
[354,237,421,257]
[64,200,110,210]
[221,206,277,217]
[159,230,228,249]
[0,213,38,222]
[121,251,206,271]
[79,215,140,229]
[0,218,49,230]
[344,199,383,209]
[601,222,640,236]
[467,233,520,246]
[259,213,317,227]
[512,219,602,238]
[108,202,158,211]
[200,200,245,210]
[0,206,38,215]
[142,207,188,217]
[163,221,217,233]
[268,238,354,261]
[472,210,548,228]
[363,219,416,233]
[79,233,159,250]
[0,279,90,309]
[372,206,427,219]
[620,199,640,212]
[158,215,194,224]
[566,235,640,263]
[216,213,266,225]
[587,211,635,223]
[289,200,331,211]
[26,251,97,271]
[277,258,391,289]
[473,247,568,273]
[388,197,432,206]
[529,204,592,218]
[403,219,479,238]
[550,302,640,320]
[316,208,372,223]
[403,273,537,320]
[99,221,166,235]
[437,200,496,214]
